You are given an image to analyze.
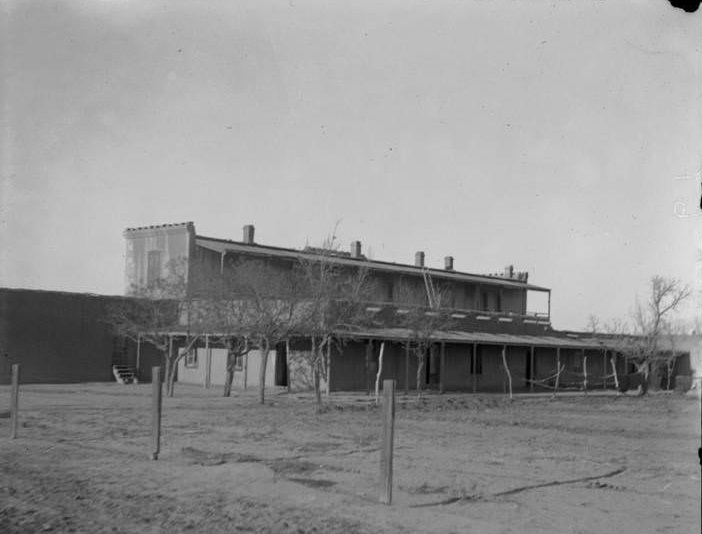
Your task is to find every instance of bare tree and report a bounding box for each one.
[296,234,371,405]
[604,276,691,395]
[106,259,199,397]
[221,260,305,404]
[394,277,454,399]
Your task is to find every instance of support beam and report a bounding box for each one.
[286,339,292,393]
[204,335,210,388]
[136,335,142,380]
[244,353,248,390]
[439,342,446,394]
[365,339,373,396]
[530,346,535,392]
[582,348,587,394]
[552,347,561,399]
[501,345,513,401]
[603,349,608,390]
[472,343,478,393]
[10,364,20,439]
[405,340,410,397]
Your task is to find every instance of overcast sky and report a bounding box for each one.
[1,0,701,330]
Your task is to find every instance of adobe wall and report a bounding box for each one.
[0,289,123,384]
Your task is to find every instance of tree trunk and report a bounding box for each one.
[501,346,513,401]
[311,337,322,405]
[314,363,322,405]
[223,348,237,398]
[258,339,270,405]
[375,342,385,405]
[164,353,174,398]
[416,349,425,400]
[639,362,649,396]
[610,356,620,394]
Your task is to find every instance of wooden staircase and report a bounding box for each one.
[112,365,139,385]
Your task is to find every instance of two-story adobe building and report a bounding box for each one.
[122,222,632,394]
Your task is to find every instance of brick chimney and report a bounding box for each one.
[350,240,362,258]
[242,224,255,244]
[444,256,454,271]
[415,251,425,267]
[504,264,514,278]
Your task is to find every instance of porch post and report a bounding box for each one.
[136,334,142,379]
[582,348,587,393]
[439,342,446,394]
[603,349,608,390]
[472,343,478,393]
[405,340,410,397]
[530,346,535,392]
[205,334,211,389]
[366,339,373,396]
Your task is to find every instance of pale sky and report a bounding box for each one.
[1,0,701,331]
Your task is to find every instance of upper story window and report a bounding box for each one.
[147,250,162,285]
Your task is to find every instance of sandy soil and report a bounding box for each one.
[0,383,699,533]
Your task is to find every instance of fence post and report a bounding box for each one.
[10,364,20,439]
[151,366,163,460]
[379,379,396,504]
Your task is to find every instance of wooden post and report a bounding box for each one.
[582,349,588,394]
[552,347,561,399]
[501,345,513,401]
[404,340,410,397]
[365,339,373,396]
[325,340,331,397]
[166,335,173,396]
[529,346,535,392]
[472,343,478,393]
[203,335,210,388]
[603,349,608,390]
[439,342,446,394]
[9,364,20,439]
[375,342,386,405]
[243,354,248,390]
[286,339,292,393]
[151,366,163,460]
[136,335,142,379]
[379,379,396,505]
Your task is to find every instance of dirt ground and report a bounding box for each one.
[0,383,700,534]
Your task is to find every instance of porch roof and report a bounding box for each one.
[345,327,610,350]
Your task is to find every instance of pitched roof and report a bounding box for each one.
[195,235,550,292]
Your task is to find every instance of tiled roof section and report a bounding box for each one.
[195,235,550,292]
[124,222,194,232]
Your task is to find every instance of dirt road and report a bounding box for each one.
[1,384,699,533]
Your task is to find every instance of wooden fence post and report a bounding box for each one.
[151,366,163,460]
[379,379,396,505]
[10,364,20,439]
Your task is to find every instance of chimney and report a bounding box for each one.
[242,224,255,244]
[444,256,454,271]
[350,240,362,258]
[504,264,514,278]
[415,251,425,267]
